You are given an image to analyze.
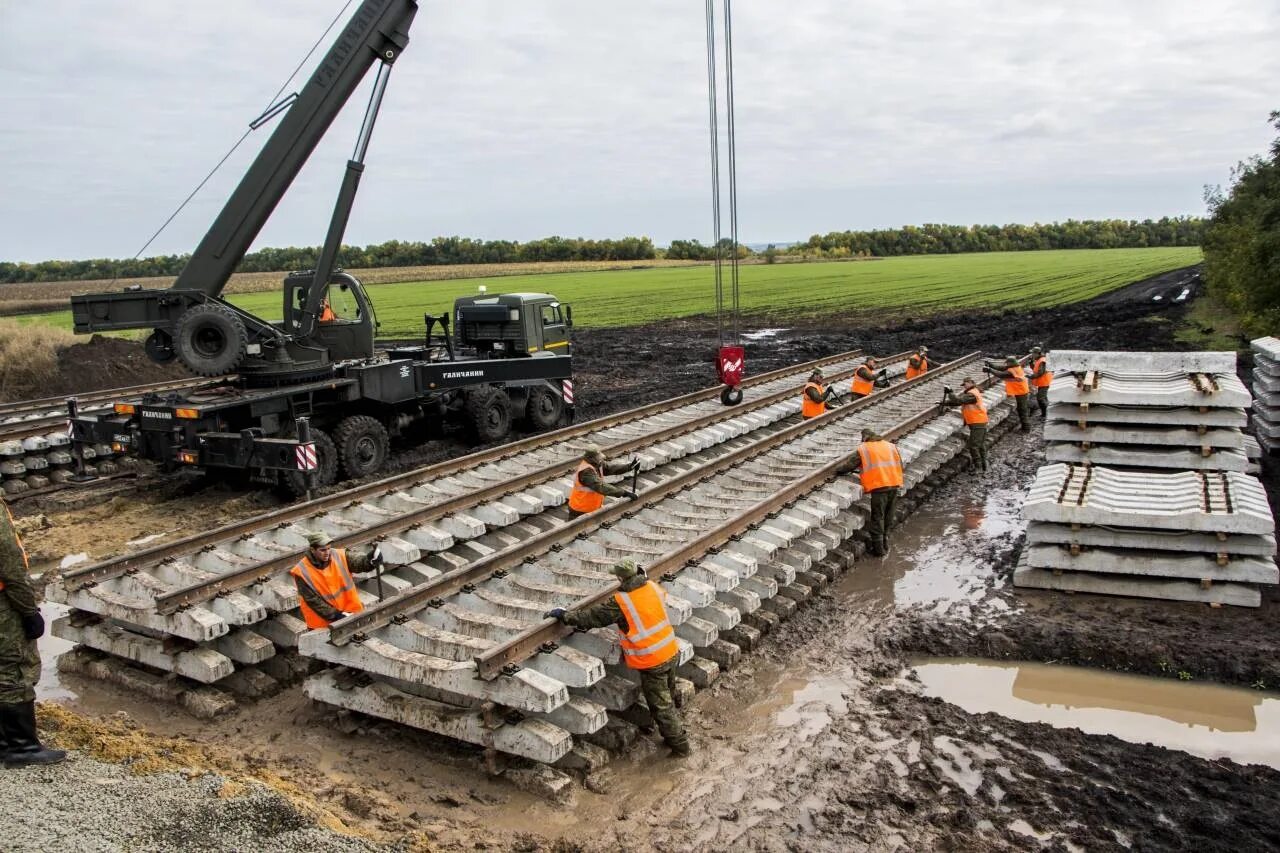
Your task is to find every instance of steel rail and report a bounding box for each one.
[323,352,983,646]
[0,376,224,421]
[63,348,894,596]
[473,360,1007,678]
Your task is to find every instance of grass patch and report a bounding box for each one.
[13,248,1202,338]
[1175,288,1249,351]
[0,317,77,399]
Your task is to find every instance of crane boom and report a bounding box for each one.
[175,0,416,297]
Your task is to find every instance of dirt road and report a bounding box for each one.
[17,263,1280,851]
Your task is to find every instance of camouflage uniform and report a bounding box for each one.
[837,451,900,556]
[944,388,989,471]
[573,459,635,501]
[559,572,689,755]
[986,362,1031,432]
[292,545,376,624]
[0,505,38,706]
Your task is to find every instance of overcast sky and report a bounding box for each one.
[1,0,1277,262]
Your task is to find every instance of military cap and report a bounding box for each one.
[583,444,604,462]
[919,346,929,354]
[1004,355,1018,366]
[861,427,882,441]
[306,531,333,548]
[611,559,640,580]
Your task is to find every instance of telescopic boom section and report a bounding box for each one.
[172,0,417,298]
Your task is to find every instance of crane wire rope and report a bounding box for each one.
[118,0,357,275]
[705,0,741,347]
[704,0,724,346]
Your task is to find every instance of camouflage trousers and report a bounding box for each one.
[1034,386,1049,417]
[637,660,687,751]
[0,605,38,704]
[866,487,900,555]
[966,425,988,471]
[1012,394,1031,431]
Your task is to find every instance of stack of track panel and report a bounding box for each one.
[1016,350,1277,607]
[1040,350,1259,474]
[1250,336,1280,457]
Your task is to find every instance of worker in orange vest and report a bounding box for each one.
[545,560,690,756]
[838,428,905,557]
[801,367,840,418]
[943,377,989,471]
[850,357,889,399]
[290,531,382,629]
[567,445,639,516]
[1028,346,1053,417]
[985,355,1031,432]
[905,346,929,379]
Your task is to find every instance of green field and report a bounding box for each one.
[25,248,1201,337]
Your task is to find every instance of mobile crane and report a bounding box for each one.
[67,0,574,493]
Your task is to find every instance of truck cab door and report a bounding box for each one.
[284,272,376,362]
[537,301,570,355]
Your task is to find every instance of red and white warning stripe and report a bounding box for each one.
[561,379,574,406]
[296,442,318,471]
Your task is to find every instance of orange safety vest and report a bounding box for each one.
[614,581,678,670]
[290,548,363,629]
[1004,364,1029,397]
[318,299,336,323]
[905,355,928,379]
[801,381,826,419]
[851,366,875,396]
[961,387,988,425]
[1031,356,1053,389]
[857,440,904,492]
[568,460,605,513]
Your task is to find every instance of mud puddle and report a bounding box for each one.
[912,657,1280,769]
[836,478,1027,617]
[36,601,75,701]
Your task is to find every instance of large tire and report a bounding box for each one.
[334,414,390,480]
[525,385,563,432]
[467,386,512,443]
[174,303,248,376]
[144,330,176,364]
[282,428,338,497]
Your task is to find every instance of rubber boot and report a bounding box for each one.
[0,701,66,768]
[667,736,692,757]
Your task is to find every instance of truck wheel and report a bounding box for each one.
[282,428,338,497]
[174,303,248,376]
[334,415,389,480]
[144,330,176,364]
[525,385,563,431]
[467,386,512,443]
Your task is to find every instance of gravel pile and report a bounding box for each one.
[1,753,385,852]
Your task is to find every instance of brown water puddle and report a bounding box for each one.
[912,658,1280,770]
[837,483,1025,615]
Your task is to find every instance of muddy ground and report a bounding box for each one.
[17,263,1280,851]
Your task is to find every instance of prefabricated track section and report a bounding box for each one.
[47,350,1010,765]
[1250,336,1280,455]
[0,376,224,496]
[45,349,900,689]
[1018,349,1278,608]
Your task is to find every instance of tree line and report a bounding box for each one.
[2,218,1204,285]
[0,235,658,284]
[1202,111,1280,336]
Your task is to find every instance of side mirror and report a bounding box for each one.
[564,305,574,328]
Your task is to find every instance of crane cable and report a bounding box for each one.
[705,1,741,347]
[121,0,357,270]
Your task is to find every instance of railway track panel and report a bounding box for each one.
[46,350,905,693]
[291,355,1014,762]
[0,376,225,496]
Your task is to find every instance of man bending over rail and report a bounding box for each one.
[545,560,691,757]
[567,445,640,516]
[290,531,384,629]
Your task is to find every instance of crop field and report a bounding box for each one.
[15,247,1200,337]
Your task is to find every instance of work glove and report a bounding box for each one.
[544,607,567,621]
[630,458,641,470]
[943,386,952,394]
[626,490,640,501]
[369,545,385,568]
[21,611,45,641]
